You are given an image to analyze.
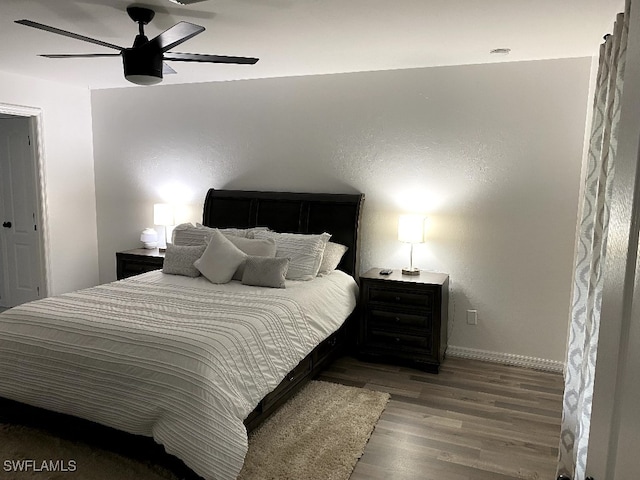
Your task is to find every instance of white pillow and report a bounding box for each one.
[173,223,269,246]
[197,224,270,239]
[225,235,277,280]
[318,242,348,275]
[173,223,215,246]
[253,231,331,281]
[194,230,247,284]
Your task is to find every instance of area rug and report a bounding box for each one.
[238,381,390,480]
[0,381,389,480]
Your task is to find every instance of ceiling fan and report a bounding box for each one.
[15,5,259,86]
[167,0,209,4]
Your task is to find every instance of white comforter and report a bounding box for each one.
[0,270,358,480]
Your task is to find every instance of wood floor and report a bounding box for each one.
[317,355,564,480]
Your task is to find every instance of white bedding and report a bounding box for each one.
[0,270,358,480]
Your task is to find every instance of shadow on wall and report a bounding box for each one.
[446,286,475,347]
[222,162,362,195]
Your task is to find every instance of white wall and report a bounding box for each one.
[0,70,98,295]
[91,57,591,363]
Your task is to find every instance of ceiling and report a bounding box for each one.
[0,0,624,90]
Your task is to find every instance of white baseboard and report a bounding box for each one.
[446,345,565,373]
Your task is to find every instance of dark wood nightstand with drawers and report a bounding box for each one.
[116,248,165,280]
[358,268,449,373]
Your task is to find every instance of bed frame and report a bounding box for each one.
[0,188,364,479]
[202,188,363,278]
[202,189,365,431]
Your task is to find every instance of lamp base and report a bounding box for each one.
[402,267,420,276]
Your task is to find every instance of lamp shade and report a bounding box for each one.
[154,203,175,226]
[398,214,425,244]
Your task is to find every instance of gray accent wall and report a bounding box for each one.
[91,57,591,363]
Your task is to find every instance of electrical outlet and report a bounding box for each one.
[466,310,478,325]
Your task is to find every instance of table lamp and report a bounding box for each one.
[398,214,425,275]
[154,203,175,252]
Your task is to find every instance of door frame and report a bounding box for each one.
[0,103,50,300]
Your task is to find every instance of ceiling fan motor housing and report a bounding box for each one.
[122,48,163,85]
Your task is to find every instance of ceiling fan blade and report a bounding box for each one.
[40,53,121,58]
[163,63,177,74]
[146,22,204,53]
[15,20,124,51]
[163,52,259,64]
[168,0,209,5]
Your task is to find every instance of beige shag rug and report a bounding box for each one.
[239,381,390,480]
[0,381,389,480]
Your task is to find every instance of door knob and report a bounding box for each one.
[2,222,11,228]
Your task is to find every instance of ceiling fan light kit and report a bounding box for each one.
[15,5,259,86]
[123,48,163,85]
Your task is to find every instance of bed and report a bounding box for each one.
[0,188,364,480]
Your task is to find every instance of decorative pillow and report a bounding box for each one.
[162,244,206,277]
[194,230,247,284]
[318,242,348,275]
[253,231,331,281]
[241,256,289,288]
[225,236,277,280]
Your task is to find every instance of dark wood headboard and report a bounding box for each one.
[202,189,365,277]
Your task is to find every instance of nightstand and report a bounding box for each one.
[358,268,449,373]
[116,248,165,280]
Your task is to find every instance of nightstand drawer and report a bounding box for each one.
[367,329,432,354]
[122,260,161,276]
[368,286,433,309]
[367,309,432,333]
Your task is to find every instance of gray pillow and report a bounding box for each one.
[241,256,289,288]
[162,244,206,277]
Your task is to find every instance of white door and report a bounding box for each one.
[0,116,42,307]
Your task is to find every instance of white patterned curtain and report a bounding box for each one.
[557,2,629,479]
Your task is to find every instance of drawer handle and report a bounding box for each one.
[394,337,401,343]
[288,372,296,382]
[394,296,401,302]
[394,316,401,323]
